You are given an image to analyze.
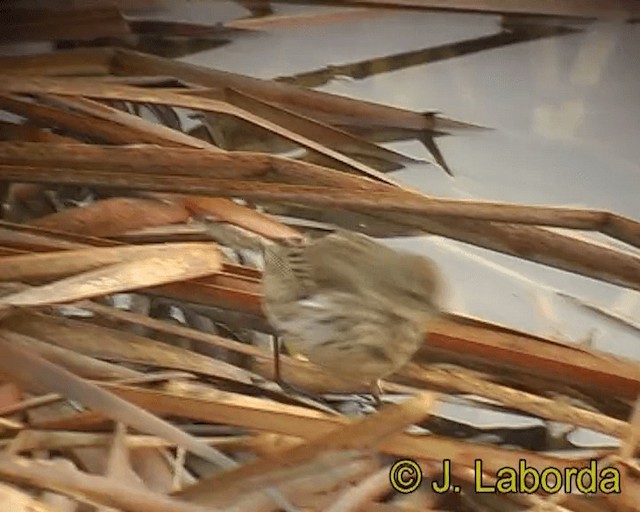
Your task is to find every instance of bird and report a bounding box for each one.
[261,229,444,404]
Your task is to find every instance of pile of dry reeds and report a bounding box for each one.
[0,2,639,511]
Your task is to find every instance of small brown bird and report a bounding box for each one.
[262,230,444,403]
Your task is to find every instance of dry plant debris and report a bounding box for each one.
[0,2,638,511]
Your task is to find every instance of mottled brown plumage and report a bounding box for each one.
[262,230,444,402]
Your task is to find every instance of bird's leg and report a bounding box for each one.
[273,335,282,385]
[272,336,303,396]
[273,335,308,396]
[271,336,338,413]
[272,336,318,395]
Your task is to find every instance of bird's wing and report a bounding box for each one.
[263,243,316,303]
[264,230,398,302]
